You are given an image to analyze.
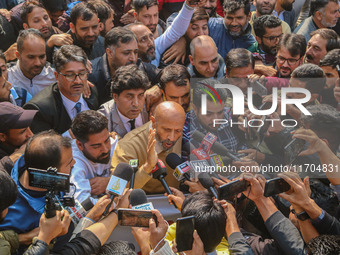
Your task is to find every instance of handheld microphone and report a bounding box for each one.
[200,132,218,154]
[182,141,196,156]
[129,159,139,189]
[192,147,210,160]
[152,159,177,209]
[103,163,134,216]
[66,197,94,224]
[198,172,219,199]
[192,130,241,161]
[130,189,154,210]
[166,153,191,181]
[189,155,211,181]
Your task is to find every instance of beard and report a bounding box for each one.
[226,20,249,37]
[83,149,111,164]
[281,0,293,11]
[155,131,177,151]
[261,43,277,55]
[257,4,275,15]
[321,17,337,28]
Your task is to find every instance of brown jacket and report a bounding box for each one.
[111,121,181,194]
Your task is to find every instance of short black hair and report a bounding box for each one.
[88,0,113,24]
[0,171,18,215]
[253,15,282,38]
[310,0,338,16]
[111,65,150,95]
[41,0,67,12]
[277,33,307,58]
[308,235,340,255]
[192,79,228,109]
[159,64,191,91]
[71,110,109,143]
[181,192,226,253]
[320,49,340,68]
[24,130,71,171]
[21,0,45,24]
[225,48,255,74]
[301,104,340,153]
[224,0,251,16]
[105,27,137,49]
[17,28,45,53]
[132,0,158,13]
[70,2,98,26]
[291,63,326,94]
[310,28,340,52]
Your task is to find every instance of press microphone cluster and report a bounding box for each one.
[65,197,94,224]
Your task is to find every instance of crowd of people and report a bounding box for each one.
[0,0,340,254]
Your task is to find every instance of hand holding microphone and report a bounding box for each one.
[103,163,134,216]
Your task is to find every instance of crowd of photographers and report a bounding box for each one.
[1,0,340,254]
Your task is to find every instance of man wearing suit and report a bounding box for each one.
[98,65,149,138]
[23,45,98,134]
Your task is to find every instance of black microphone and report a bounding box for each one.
[166,153,191,181]
[151,159,177,209]
[198,172,218,199]
[182,141,196,156]
[192,130,241,161]
[130,189,154,210]
[129,159,139,189]
[103,162,134,216]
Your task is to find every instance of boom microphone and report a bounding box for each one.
[129,159,139,189]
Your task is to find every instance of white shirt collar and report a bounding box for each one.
[60,91,89,120]
[116,106,143,132]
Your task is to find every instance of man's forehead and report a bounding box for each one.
[225,8,246,16]
[264,26,282,35]
[139,5,158,14]
[28,6,48,18]
[76,15,98,26]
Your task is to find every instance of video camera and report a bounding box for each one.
[28,167,75,218]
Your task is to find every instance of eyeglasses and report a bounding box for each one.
[58,71,88,82]
[277,55,300,66]
[262,33,283,42]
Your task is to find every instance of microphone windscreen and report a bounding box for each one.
[81,197,94,211]
[192,130,205,143]
[166,153,182,169]
[183,141,196,155]
[113,162,134,181]
[152,160,167,180]
[130,189,148,207]
[198,172,214,189]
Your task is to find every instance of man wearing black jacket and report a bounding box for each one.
[88,27,160,105]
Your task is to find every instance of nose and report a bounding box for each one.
[6,81,12,91]
[197,28,204,36]
[207,62,214,73]
[26,127,33,138]
[178,97,183,106]
[87,27,95,36]
[74,74,82,83]
[167,130,175,141]
[129,53,137,63]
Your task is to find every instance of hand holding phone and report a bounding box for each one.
[218,179,249,200]
[264,177,291,197]
[118,209,157,228]
[284,138,306,165]
[176,216,195,252]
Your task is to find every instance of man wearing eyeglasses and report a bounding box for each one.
[275,33,307,78]
[249,15,283,66]
[23,45,99,134]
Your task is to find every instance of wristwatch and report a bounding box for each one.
[291,209,310,221]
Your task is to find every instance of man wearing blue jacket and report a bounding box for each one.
[208,0,256,59]
[0,130,75,253]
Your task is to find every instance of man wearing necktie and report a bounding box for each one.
[24,45,98,134]
[98,65,149,138]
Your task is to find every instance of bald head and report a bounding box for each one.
[154,101,186,123]
[25,130,71,171]
[190,35,217,58]
[152,101,185,151]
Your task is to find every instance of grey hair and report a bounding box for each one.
[53,45,88,72]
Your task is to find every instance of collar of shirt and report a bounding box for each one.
[60,92,88,119]
[116,107,143,132]
[272,10,285,21]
